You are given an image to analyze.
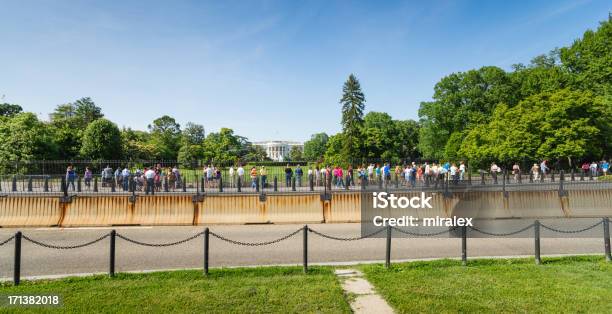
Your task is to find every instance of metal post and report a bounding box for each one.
[480,172,485,185]
[77,177,82,192]
[61,176,68,197]
[201,177,205,193]
[518,170,522,184]
[551,170,555,182]
[237,176,242,192]
[273,176,277,192]
[12,176,17,192]
[219,176,223,192]
[580,170,585,181]
[604,217,611,262]
[462,225,467,266]
[361,176,366,190]
[303,225,308,273]
[44,176,49,192]
[589,170,593,181]
[309,174,314,191]
[534,220,541,265]
[204,228,210,275]
[109,229,116,277]
[182,177,187,192]
[93,176,98,192]
[345,176,349,190]
[27,176,33,192]
[529,170,534,183]
[571,169,575,181]
[385,225,392,268]
[255,177,260,193]
[14,231,21,285]
[292,176,296,192]
[468,170,472,185]
[111,179,116,193]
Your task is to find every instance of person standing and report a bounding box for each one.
[459,162,466,181]
[295,164,303,187]
[237,165,245,188]
[590,161,598,177]
[512,163,521,183]
[229,166,235,188]
[250,167,258,189]
[121,167,131,191]
[284,164,293,187]
[602,160,609,176]
[66,165,76,191]
[531,163,540,181]
[540,160,549,180]
[84,167,92,190]
[260,166,267,189]
[144,167,155,195]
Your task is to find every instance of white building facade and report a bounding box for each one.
[253,141,303,161]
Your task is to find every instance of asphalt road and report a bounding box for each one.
[0,224,607,280]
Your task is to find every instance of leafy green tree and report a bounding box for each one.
[0,113,58,172]
[80,119,122,160]
[394,119,420,160]
[0,103,23,117]
[148,115,182,160]
[340,74,366,160]
[324,133,348,165]
[289,145,303,161]
[202,128,248,162]
[243,144,269,162]
[181,122,205,146]
[303,133,329,161]
[560,19,612,95]
[121,128,157,160]
[74,97,104,125]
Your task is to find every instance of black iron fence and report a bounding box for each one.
[0,168,609,196]
[1,218,610,285]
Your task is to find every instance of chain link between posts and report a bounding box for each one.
[0,235,15,246]
[116,232,204,247]
[308,227,387,241]
[22,234,109,249]
[210,228,303,246]
[392,226,458,237]
[540,221,603,234]
[469,224,535,236]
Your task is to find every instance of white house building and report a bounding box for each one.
[253,141,303,161]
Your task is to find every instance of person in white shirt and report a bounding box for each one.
[459,162,466,181]
[367,164,374,181]
[144,168,156,195]
[121,167,131,191]
[237,166,245,188]
[450,163,458,184]
[229,166,235,187]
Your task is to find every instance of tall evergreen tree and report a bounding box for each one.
[340,74,365,161]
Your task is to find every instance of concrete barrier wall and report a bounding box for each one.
[0,197,61,227]
[0,188,610,227]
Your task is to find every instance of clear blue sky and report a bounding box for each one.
[1,0,609,142]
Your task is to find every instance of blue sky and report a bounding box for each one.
[1,0,609,142]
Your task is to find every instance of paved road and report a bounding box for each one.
[0,224,607,280]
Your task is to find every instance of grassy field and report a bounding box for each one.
[0,267,350,313]
[361,255,612,313]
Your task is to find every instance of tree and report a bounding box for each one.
[289,145,303,161]
[80,119,122,160]
[148,115,182,160]
[340,74,366,160]
[324,133,348,165]
[74,97,103,125]
[243,145,269,162]
[394,119,420,160]
[181,122,205,146]
[0,103,23,117]
[0,113,58,173]
[121,128,157,160]
[202,128,249,162]
[303,133,329,161]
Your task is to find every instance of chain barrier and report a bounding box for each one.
[469,224,535,237]
[308,227,386,241]
[540,221,603,234]
[116,232,203,247]
[22,233,109,249]
[210,228,302,246]
[392,226,458,237]
[0,235,15,246]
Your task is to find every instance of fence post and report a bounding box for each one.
[580,170,585,181]
[529,170,534,183]
[109,229,116,277]
[201,177,205,193]
[12,176,17,192]
[204,228,210,275]
[467,169,472,185]
[255,177,260,193]
[394,174,399,189]
[111,179,116,193]
[273,176,277,192]
[237,176,242,192]
[502,171,508,198]
[534,220,541,265]
[604,217,611,262]
[93,177,98,192]
[589,170,594,181]
[461,225,467,266]
[303,225,308,273]
[551,170,555,182]
[61,176,68,197]
[27,176,33,192]
[44,176,49,192]
[77,177,82,192]
[571,169,575,181]
[292,176,296,192]
[14,231,21,285]
[182,177,187,192]
[480,172,485,185]
[219,177,223,193]
[309,174,314,191]
[345,176,350,190]
[361,176,366,190]
[385,225,392,268]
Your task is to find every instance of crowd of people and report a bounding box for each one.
[63,159,610,192]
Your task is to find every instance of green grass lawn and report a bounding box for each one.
[361,255,612,313]
[0,267,350,313]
